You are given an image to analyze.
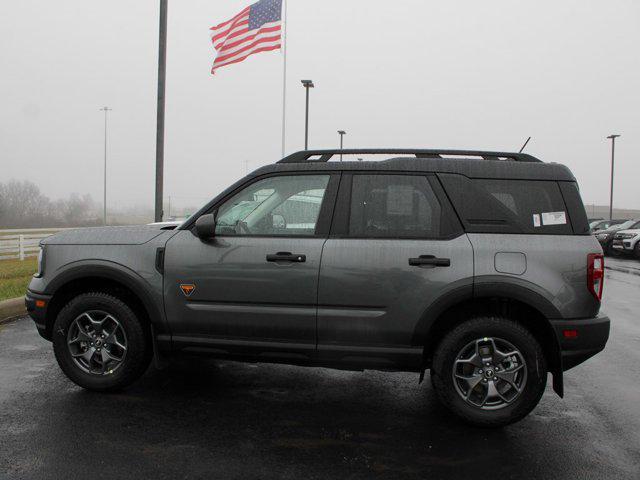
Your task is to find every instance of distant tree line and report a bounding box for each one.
[0,180,101,228]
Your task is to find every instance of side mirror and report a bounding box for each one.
[194,213,216,239]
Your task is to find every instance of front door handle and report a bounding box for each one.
[266,252,306,263]
[408,255,450,267]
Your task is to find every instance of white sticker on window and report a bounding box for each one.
[541,211,567,226]
[533,214,541,228]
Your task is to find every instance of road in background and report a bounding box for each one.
[0,269,639,479]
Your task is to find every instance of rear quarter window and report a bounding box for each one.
[438,174,574,234]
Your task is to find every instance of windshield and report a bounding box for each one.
[628,220,640,230]
[610,220,637,231]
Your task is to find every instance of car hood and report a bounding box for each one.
[595,226,628,235]
[614,229,640,236]
[41,225,171,245]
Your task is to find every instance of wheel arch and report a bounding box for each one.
[414,284,564,397]
[43,262,165,340]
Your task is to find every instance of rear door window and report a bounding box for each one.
[347,174,459,238]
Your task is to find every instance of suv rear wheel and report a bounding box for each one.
[431,316,547,427]
[52,292,151,391]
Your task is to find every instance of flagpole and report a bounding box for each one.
[280,0,287,158]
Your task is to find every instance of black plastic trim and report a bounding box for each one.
[44,262,166,332]
[279,149,541,163]
[550,314,610,371]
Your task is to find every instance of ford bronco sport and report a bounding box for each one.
[26,149,610,427]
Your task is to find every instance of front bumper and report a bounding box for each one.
[611,238,635,253]
[551,312,610,371]
[25,289,53,341]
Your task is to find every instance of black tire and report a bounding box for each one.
[635,241,640,259]
[605,241,618,257]
[52,292,151,391]
[431,316,547,427]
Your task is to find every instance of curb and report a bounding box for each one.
[0,296,26,325]
[606,265,640,277]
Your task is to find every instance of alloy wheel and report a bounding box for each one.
[66,310,128,375]
[452,337,527,410]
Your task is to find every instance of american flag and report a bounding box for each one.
[210,0,282,74]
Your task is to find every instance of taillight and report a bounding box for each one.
[587,253,604,300]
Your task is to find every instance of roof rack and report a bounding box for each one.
[278,149,541,163]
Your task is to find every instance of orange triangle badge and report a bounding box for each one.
[180,284,196,297]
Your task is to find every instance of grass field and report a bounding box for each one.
[0,258,37,302]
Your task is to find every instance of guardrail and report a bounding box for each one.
[0,228,71,261]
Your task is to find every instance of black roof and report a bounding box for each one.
[259,149,575,182]
[279,149,541,163]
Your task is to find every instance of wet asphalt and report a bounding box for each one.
[1,260,639,479]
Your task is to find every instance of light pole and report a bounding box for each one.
[301,80,314,150]
[337,130,346,161]
[155,0,168,222]
[99,106,112,225]
[607,134,620,221]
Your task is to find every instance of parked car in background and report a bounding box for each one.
[612,225,640,258]
[594,219,640,255]
[589,219,626,233]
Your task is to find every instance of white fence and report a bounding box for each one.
[0,228,70,261]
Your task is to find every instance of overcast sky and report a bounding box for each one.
[1,0,639,213]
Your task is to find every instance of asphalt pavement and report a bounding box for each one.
[1,267,639,479]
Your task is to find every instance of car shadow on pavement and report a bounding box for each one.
[28,357,607,480]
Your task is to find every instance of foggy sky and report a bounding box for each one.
[1,0,639,214]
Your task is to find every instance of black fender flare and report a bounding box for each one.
[410,279,474,346]
[44,260,166,332]
[473,276,563,319]
[413,276,564,397]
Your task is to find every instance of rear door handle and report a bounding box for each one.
[408,255,450,267]
[266,252,306,263]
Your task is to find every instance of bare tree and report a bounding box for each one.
[0,180,100,228]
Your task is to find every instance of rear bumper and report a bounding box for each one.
[551,312,610,371]
[25,289,53,341]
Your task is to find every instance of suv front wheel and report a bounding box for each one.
[431,316,547,427]
[52,292,151,391]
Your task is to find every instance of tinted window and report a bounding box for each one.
[216,175,329,236]
[348,175,443,238]
[440,174,573,234]
[558,181,589,234]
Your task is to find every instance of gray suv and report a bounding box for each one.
[26,149,610,427]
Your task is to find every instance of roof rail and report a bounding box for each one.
[278,149,541,163]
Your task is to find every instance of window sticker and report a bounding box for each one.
[532,214,541,228]
[541,211,567,226]
[386,184,414,215]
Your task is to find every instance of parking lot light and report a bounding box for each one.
[338,130,346,161]
[301,80,314,149]
[607,134,620,221]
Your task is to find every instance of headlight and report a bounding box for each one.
[619,233,638,239]
[34,246,45,278]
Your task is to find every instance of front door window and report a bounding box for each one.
[215,175,330,236]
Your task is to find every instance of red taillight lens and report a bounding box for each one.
[587,253,604,300]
